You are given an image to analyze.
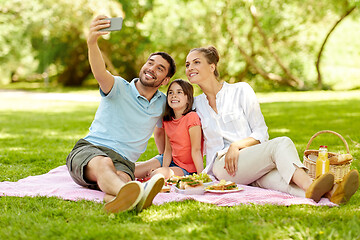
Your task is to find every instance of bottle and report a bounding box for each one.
[315,145,329,178]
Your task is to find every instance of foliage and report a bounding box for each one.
[138,0,360,89]
[0,0,359,89]
[0,0,123,85]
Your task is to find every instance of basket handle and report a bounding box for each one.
[305,130,350,153]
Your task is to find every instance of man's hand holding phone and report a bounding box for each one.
[87,15,119,94]
[99,17,123,32]
[87,16,123,45]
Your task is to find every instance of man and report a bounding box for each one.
[66,15,176,213]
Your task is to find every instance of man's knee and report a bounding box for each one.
[88,156,114,169]
[85,156,115,180]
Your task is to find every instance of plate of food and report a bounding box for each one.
[190,172,213,186]
[205,180,243,193]
[174,176,205,195]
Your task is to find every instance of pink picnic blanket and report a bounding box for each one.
[0,165,336,207]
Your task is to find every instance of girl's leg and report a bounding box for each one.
[150,166,185,179]
[134,157,161,178]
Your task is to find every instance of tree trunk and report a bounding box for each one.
[249,4,305,89]
[58,42,91,86]
[226,22,296,86]
[222,0,299,88]
[315,6,356,89]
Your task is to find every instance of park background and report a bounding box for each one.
[1,0,360,239]
[1,0,360,91]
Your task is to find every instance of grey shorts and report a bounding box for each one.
[66,139,135,189]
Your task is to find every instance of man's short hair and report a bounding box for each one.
[149,52,176,78]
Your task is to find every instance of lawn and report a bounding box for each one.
[1,89,360,239]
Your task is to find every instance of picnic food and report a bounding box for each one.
[205,180,238,191]
[176,176,204,189]
[315,145,329,178]
[166,175,181,185]
[166,173,212,186]
[161,185,171,193]
[192,172,212,183]
[329,154,353,165]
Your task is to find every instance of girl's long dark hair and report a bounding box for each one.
[163,79,194,122]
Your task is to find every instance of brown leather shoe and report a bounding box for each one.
[329,169,359,204]
[305,172,334,202]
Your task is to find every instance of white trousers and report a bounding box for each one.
[212,137,306,197]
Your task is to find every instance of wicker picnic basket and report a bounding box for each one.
[303,130,352,183]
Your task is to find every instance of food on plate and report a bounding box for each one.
[176,177,203,190]
[167,173,212,187]
[137,176,151,183]
[191,172,212,183]
[205,179,238,191]
[166,175,181,185]
[161,185,171,193]
[168,175,206,195]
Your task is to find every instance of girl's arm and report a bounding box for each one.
[162,133,172,167]
[154,126,165,154]
[189,125,204,173]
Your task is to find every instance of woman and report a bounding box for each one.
[185,46,359,203]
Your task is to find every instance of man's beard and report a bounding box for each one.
[139,71,164,88]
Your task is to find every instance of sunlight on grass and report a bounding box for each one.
[271,128,290,134]
[1,90,360,239]
[143,210,182,222]
[176,223,206,235]
[257,90,360,103]
[7,147,26,151]
[0,132,13,139]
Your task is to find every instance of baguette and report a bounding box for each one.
[329,154,352,165]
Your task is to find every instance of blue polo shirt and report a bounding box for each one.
[84,76,166,162]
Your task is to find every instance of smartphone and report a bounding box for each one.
[99,17,123,32]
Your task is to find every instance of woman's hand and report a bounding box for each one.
[224,144,240,177]
[223,138,260,177]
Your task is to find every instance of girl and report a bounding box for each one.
[185,46,359,203]
[135,79,204,179]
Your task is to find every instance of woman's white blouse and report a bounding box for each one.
[194,82,269,174]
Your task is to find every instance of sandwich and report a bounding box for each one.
[176,177,203,189]
[161,185,171,193]
[206,179,238,191]
[166,175,181,185]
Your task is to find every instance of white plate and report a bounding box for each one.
[205,187,243,193]
[203,181,214,187]
[174,186,205,195]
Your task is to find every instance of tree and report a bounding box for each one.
[1,0,359,89]
[315,1,358,89]
[0,0,125,86]
[140,0,325,89]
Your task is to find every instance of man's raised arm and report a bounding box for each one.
[87,15,114,94]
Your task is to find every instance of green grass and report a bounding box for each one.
[1,90,360,239]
